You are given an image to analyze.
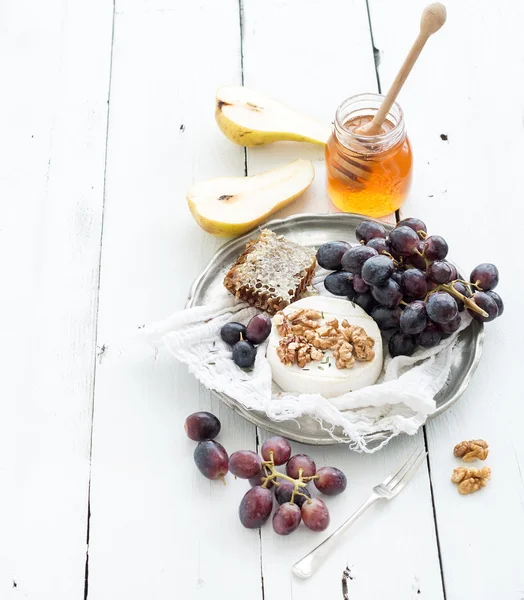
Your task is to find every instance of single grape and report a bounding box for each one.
[397,217,427,235]
[324,271,355,298]
[371,279,403,308]
[361,255,395,287]
[286,454,316,479]
[355,220,387,243]
[352,292,376,314]
[423,235,448,261]
[451,281,469,312]
[314,467,347,496]
[301,498,330,532]
[446,262,458,281]
[389,226,420,256]
[427,261,453,284]
[220,322,246,346]
[486,291,504,316]
[371,306,402,330]
[416,323,442,348]
[426,292,458,324]
[341,246,378,274]
[316,241,352,270]
[245,314,272,345]
[239,486,273,529]
[389,331,416,357]
[229,450,262,479]
[405,241,427,270]
[351,274,369,294]
[184,411,221,441]
[401,268,428,300]
[261,436,292,466]
[390,270,403,286]
[194,440,229,481]
[275,480,311,507]
[273,502,302,535]
[468,292,499,322]
[249,471,274,489]
[367,237,390,254]
[400,301,428,335]
[438,312,462,335]
[233,340,257,368]
[470,263,499,291]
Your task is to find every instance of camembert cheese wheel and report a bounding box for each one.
[267,296,383,398]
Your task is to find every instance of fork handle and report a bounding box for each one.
[292,493,380,579]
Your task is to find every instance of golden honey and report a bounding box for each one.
[325,94,412,218]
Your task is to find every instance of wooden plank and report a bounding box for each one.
[241,1,443,597]
[0,1,114,598]
[367,0,524,597]
[85,2,263,599]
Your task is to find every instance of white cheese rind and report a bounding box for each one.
[267,297,383,398]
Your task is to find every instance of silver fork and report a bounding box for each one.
[292,446,427,579]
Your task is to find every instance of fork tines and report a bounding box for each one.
[383,446,427,493]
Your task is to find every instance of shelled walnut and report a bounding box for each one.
[276,335,323,368]
[273,308,375,370]
[333,340,355,369]
[453,439,489,462]
[273,312,293,336]
[343,322,375,361]
[451,467,491,495]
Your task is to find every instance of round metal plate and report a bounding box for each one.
[186,213,484,447]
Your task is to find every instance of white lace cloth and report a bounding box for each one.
[146,276,472,452]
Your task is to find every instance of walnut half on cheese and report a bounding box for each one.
[266,297,383,398]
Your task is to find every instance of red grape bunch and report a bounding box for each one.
[317,218,503,357]
[185,414,347,535]
[220,314,272,369]
[239,436,346,535]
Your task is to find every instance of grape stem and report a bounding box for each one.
[261,454,318,505]
[440,282,489,318]
[413,247,431,268]
[455,278,480,292]
[418,230,428,240]
[382,251,402,268]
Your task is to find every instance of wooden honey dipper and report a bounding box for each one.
[335,3,447,184]
[359,3,447,136]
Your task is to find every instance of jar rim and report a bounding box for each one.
[334,93,405,150]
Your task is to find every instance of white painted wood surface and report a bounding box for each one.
[1,1,522,599]
[85,2,262,599]
[0,1,113,598]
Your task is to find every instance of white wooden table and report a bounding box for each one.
[2,1,524,598]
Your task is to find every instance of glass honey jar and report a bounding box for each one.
[325,93,413,217]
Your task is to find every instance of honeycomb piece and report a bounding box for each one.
[223,230,317,315]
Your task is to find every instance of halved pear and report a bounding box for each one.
[216,86,332,147]
[187,159,314,237]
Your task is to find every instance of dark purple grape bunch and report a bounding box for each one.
[237,436,347,535]
[317,218,503,358]
[220,313,272,370]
